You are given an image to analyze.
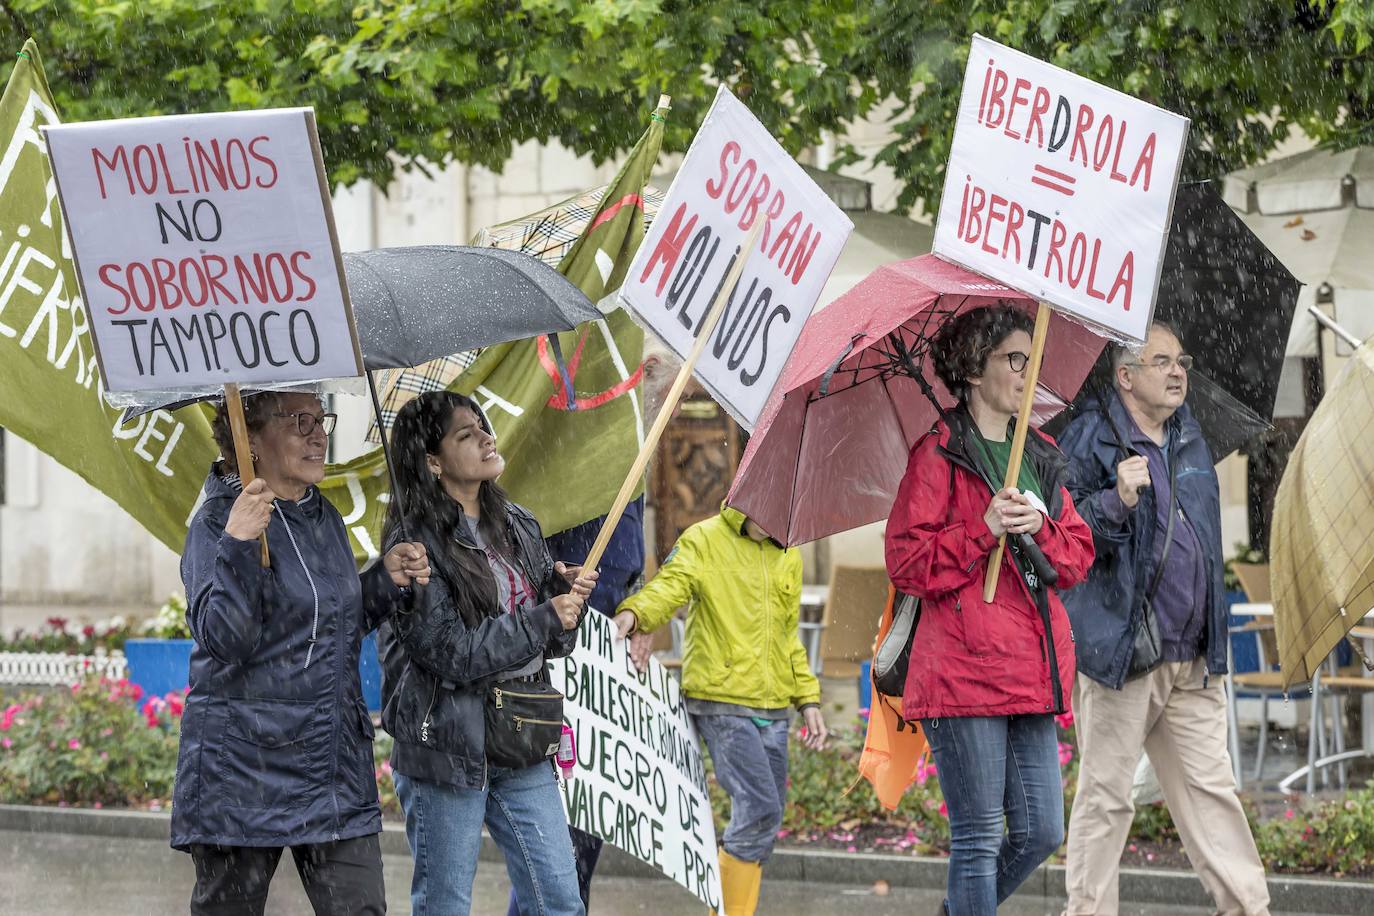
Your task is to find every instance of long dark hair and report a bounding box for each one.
[384,391,513,626]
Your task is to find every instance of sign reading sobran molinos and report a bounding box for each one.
[549,610,723,911]
[618,85,852,431]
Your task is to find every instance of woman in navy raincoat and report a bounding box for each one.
[173,391,429,916]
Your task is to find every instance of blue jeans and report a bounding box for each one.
[693,714,789,863]
[395,764,583,916]
[921,714,1064,916]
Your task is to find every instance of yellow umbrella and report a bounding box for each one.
[1273,317,1374,688]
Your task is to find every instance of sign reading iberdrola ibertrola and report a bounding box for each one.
[549,610,723,912]
[933,35,1190,343]
[43,108,363,397]
[618,85,853,430]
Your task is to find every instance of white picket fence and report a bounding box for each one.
[0,651,128,686]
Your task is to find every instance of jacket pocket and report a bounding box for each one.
[215,700,323,810]
[955,584,994,657]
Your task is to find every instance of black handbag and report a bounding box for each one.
[483,674,565,769]
[1126,456,1178,680]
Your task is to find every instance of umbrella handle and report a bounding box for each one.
[367,370,412,545]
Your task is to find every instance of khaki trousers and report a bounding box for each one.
[1065,658,1270,916]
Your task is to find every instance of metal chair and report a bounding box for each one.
[1226,619,1308,786]
[1279,629,1374,794]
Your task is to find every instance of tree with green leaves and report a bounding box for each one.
[838,0,1374,213]
[0,0,872,189]
[1,0,1368,214]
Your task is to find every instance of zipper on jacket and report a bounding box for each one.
[420,681,439,744]
[760,540,772,698]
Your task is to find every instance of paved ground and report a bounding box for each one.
[0,829,1339,915]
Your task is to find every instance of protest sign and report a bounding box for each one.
[549,610,722,911]
[618,85,852,431]
[933,34,1189,344]
[43,108,363,399]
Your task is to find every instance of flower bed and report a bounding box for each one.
[5,681,1374,877]
[0,677,182,809]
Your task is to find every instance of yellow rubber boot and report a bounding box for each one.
[711,848,763,916]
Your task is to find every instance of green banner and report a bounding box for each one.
[454,105,666,534]
[0,41,217,550]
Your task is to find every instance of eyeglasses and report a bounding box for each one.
[997,351,1030,373]
[1127,354,1194,373]
[273,411,337,437]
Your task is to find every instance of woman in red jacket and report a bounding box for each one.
[885,304,1095,915]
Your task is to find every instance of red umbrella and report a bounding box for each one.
[726,255,1107,546]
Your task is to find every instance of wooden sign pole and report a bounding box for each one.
[982,303,1052,601]
[580,216,767,573]
[224,383,271,567]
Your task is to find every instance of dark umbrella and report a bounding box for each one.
[1045,181,1299,458]
[342,246,601,369]
[121,246,601,531]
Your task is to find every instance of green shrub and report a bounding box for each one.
[1254,785,1374,876]
[0,678,182,808]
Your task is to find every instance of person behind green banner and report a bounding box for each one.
[173,390,430,915]
[612,505,829,916]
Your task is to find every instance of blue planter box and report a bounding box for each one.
[125,633,383,712]
[122,638,195,700]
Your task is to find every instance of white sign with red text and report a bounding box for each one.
[44,107,363,397]
[933,35,1189,343]
[619,85,853,429]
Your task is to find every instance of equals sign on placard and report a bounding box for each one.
[1030,163,1076,196]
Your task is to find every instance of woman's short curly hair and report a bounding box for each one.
[929,304,1035,400]
[209,391,283,473]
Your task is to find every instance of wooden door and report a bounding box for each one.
[649,382,745,564]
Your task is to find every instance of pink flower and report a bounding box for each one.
[100,727,113,737]
[915,756,937,786]
[99,751,109,760]
[1,738,11,749]
[937,802,948,817]
[1285,808,1295,820]
[1057,742,1074,766]
[166,694,185,717]
[1055,711,1075,729]
[381,761,393,776]
[70,683,82,694]
[93,802,103,809]
[68,739,80,750]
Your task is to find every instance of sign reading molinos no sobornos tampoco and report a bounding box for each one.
[933,35,1190,344]
[43,108,363,399]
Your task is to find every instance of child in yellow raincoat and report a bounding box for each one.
[613,505,827,916]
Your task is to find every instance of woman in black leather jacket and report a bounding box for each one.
[378,390,595,916]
